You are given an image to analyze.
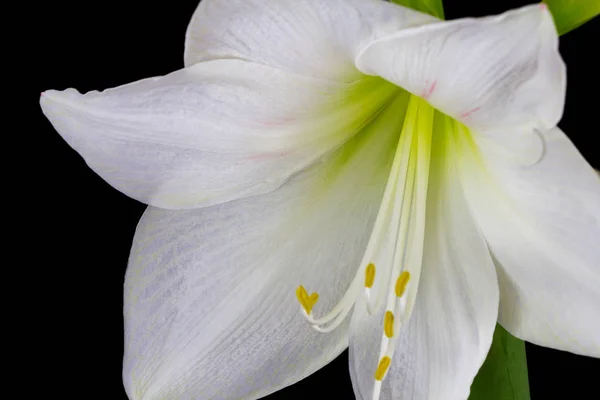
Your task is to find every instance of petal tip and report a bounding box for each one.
[40,89,61,117]
[40,88,69,107]
[39,89,54,104]
[40,88,87,121]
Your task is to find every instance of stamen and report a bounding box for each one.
[365,263,376,288]
[365,262,377,306]
[295,285,319,315]
[395,271,411,297]
[374,356,392,381]
[384,311,394,338]
[371,96,434,400]
[294,93,435,400]
[296,279,360,327]
[294,94,413,330]
[365,96,420,321]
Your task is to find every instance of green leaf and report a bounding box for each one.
[391,0,444,19]
[469,324,530,400]
[544,0,600,35]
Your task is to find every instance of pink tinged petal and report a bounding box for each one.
[40,60,395,209]
[355,5,565,134]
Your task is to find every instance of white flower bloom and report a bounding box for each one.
[40,1,599,399]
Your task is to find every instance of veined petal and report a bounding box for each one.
[459,127,600,357]
[41,60,396,209]
[185,0,437,80]
[356,5,564,133]
[349,116,499,400]
[123,92,407,399]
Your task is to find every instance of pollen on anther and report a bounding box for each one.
[375,356,392,381]
[395,271,411,297]
[384,311,394,338]
[296,285,319,315]
[365,263,376,288]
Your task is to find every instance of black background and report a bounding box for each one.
[30,1,599,399]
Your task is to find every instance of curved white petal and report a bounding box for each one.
[460,127,600,357]
[356,5,564,133]
[349,125,499,400]
[41,60,396,209]
[123,94,408,399]
[184,0,437,80]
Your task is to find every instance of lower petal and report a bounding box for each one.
[461,126,600,357]
[123,93,406,399]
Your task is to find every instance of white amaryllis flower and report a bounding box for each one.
[40,0,599,399]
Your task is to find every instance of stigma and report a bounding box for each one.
[295,94,435,399]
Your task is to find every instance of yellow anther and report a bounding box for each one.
[365,263,376,288]
[384,311,394,338]
[296,285,319,315]
[395,271,411,297]
[374,356,392,381]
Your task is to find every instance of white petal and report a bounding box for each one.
[41,60,396,209]
[460,127,600,357]
[123,94,408,399]
[356,5,564,133]
[349,127,499,400]
[184,0,437,80]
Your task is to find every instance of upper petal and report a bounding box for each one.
[349,120,499,400]
[123,90,407,399]
[356,5,564,133]
[184,0,437,80]
[41,59,396,209]
[458,126,600,357]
